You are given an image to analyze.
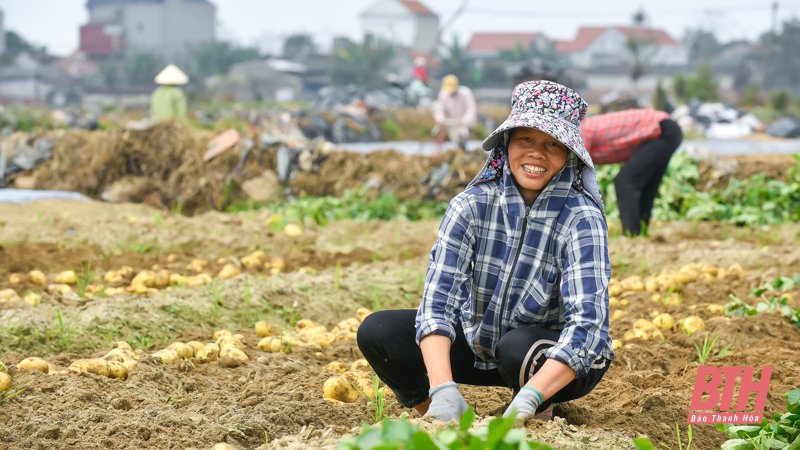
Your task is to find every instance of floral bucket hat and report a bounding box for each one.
[478,80,603,207]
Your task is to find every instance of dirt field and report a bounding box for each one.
[1,198,799,450]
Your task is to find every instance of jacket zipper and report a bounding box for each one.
[496,206,529,336]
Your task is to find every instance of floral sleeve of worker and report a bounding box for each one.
[415,194,475,344]
[544,210,611,377]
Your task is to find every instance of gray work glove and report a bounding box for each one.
[503,387,543,426]
[425,381,468,422]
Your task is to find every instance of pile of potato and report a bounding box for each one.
[256,307,370,353]
[322,358,381,403]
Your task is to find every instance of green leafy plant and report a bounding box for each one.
[676,423,693,450]
[75,262,93,298]
[50,309,73,351]
[372,374,386,423]
[726,273,800,329]
[337,408,554,450]
[694,333,718,364]
[715,388,800,450]
[0,377,27,405]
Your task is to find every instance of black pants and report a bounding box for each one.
[615,118,683,236]
[357,309,610,411]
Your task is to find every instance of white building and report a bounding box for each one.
[557,26,688,69]
[359,0,439,53]
[80,0,215,61]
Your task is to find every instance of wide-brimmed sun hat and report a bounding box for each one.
[154,64,189,85]
[481,80,593,169]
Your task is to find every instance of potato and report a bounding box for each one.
[55,270,77,285]
[241,255,262,270]
[188,258,208,272]
[218,264,241,280]
[0,288,20,303]
[0,373,12,391]
[611,340,623,351]
[298,326,327,341]
[217,335,245,351]
[706,304,725,315]
[168,273,187,286]
[322,376,358,403]
[152,349,180,365]
[652,313,675,331]
[308,333,331,349]
[186,341,205,355]
[131,270,156,287]
[213,329,232,340]
[153,270,171,289]
[355,307,373,322]
[335,318,361,333]
[623,328,648,341]
[27,270,47,286]
[608,284,623,297]
[103,348,135,362]
[350,359,371,373]
[295,319,317,331]
[255,321,276,337]
[325,361,347,373]
[220,347,249,363]
[186,274,212,287]
[644,277,658,292]
[283,224,303,237]
[332,330,357,343]
[122,359,138,371]
[69,358,110,377]
[270,257,286,271]
[727,263,744,279]
[258,337,283,353]
[680,316,706,336]
[610,310,627,321]
[633,319,656,332]
[353,376,375,398]
[8,273,23,285]
[212,443,237,450]
[106,361,128,379]
[619,299,630,308]
[167,342,195,359]
[195,343,220,363]
[17,357,50,373]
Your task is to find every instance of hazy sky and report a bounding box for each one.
[1,0,799,56]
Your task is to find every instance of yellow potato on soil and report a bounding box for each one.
[186,274,212,287]
[47,284,72,295]
[353,376,375,398]
[249,250,266,260]
[152,349,180,365]
[130,270,156,288]
[706,304,725,315]
[255,321,277,337]
[648,328,665,342]
[283,224,303,237]
[17,357,50,373]
[611,340,624,351]
[122,359,138,371]
[727,263,744,280]
[295,319,317,331]
[212,443,237,450]
[610,310,627,321]
[241,255,262,270]
[186,341,205,355]
[644,277,658,292]
[633,319,657,332]
[213,329,232,340]
[608,284,623,297]
[623,328,648,341]
[355,308,373,322]
[195,343,220,363]
[619,299,630,308]
[680,316,706,336]
[258,337,283,353]
[218,264,241,280]
[153,270,171,289]
[217,335,245,351]
[69,358,110,377]
[0,372,11,391]
[106,361,128,379]
[220,346,249,363]
[0,288,20,302]
[55,270,77,285]
[335,318,361,333]
[270,257,286,271]
[332,330,357,343]
[350,359,371,373]
[307,333,331,349]
[652,313,676,331]
[325,361,347,374]
[9,273,23,285]
[104,270,124,285]
[128,283,154,295]
[167,254,179,264]
[28,270,47,286]
[103,348,135,363]
[167,342,195,359]
[609,297,620,308]
[661,294,683,307]
[322,376,359,403]
[188,258,208,273]
[298,326,327,341]
[169,273,187,286]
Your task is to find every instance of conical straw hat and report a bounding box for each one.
[154,64,189,85]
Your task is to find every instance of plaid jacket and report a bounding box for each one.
[580,109,671,164]
[415,151,614,377]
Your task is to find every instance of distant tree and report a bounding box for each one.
[673,74,689,102]
[626,8,657,84]
[187,41,262,81]
[738,84,762,107]
[769,90,791,113]
[480,60,509,85]
[124,47,164,84]
[329,35,396,88]
[682,28,721,66]
[672,64,718,103]
[0,31,39,65]
[282,34,317,61]
[652,80,672,112]
[760,18,800,91]
[438,34,473,83]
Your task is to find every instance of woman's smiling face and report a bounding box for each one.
[507,127,569,205]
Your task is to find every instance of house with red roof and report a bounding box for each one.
[360,0,440,53]
[467,32,552,59]
[556,26,688,69]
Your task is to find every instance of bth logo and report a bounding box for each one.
[687,366,772,424]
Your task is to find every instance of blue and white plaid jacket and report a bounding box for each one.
[415,148,614,377]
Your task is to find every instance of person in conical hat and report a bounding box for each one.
[151,64,189,121]
[357,80,613,425]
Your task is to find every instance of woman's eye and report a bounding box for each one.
[547,141,561,148]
